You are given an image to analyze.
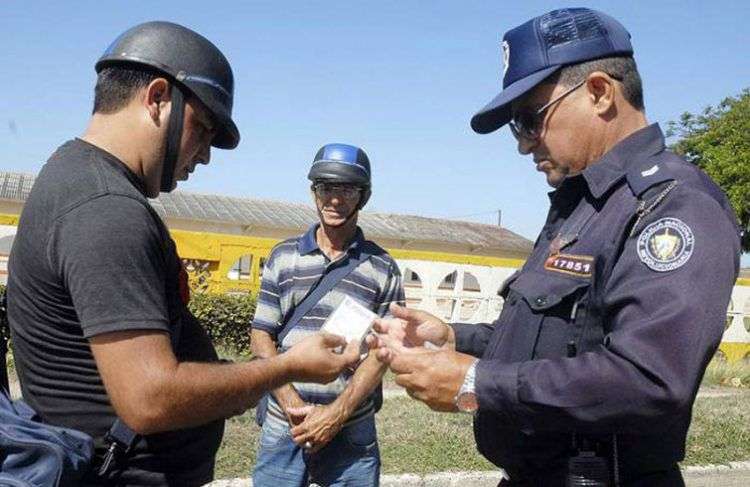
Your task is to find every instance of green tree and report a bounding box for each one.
[667,88,750,251]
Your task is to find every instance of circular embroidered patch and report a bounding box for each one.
[637,217,694,272]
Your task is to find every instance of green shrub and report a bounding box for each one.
[188,292,256,357]
[0,283,255,358]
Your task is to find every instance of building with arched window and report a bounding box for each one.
[2,171,748,362]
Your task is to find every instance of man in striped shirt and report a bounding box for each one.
[251,143,405,486]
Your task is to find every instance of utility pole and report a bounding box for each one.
[497,209,502,227]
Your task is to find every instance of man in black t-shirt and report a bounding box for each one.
[7,22,360,487]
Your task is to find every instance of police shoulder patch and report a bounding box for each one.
[636,217,694,272]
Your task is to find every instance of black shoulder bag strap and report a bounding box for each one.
[255,243,372,425]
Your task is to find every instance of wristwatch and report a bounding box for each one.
[455,359,479,413]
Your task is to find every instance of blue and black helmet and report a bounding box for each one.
[308,143,372,208]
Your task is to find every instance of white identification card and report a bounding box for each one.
[320,296,377,345]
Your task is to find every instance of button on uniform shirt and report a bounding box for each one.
[252,224,404,424]
[451,125,740,479]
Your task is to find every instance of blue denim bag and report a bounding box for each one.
[0,388,94,487]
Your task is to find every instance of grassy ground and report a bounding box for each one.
[215,389,750,479]
[5,349,749,478]
[685,392,750,465]
[214,396,494,479]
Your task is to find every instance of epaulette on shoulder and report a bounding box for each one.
[625,152,676,197]
[627,154,684,237]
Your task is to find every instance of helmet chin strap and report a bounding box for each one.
[160,86,185,193]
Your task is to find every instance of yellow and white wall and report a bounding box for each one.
[1,211,749,363]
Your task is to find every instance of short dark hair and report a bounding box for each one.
[92,65,163,114]
[550,56,644,111]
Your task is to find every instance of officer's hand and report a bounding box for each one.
[283,333,360,384]
[371,303,454,363]
[388,349,475,412]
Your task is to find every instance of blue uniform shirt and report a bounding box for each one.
[452,124,741,479]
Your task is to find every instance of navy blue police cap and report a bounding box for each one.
[471,8,633,134]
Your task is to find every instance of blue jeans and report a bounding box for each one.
[252,414,380,487]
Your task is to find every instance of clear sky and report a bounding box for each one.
[2,1,748,263]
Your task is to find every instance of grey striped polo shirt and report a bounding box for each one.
[252,224,404,424]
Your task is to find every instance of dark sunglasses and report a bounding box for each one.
[509,79,586,141]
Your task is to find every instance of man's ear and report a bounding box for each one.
[143,78,171,124]
[585,72,616,116]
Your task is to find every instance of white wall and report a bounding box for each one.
[395,259,750,351]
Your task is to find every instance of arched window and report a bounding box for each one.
[463,272,481,292]
[403,268,423,288]
[438,270,457,290]
[402,267,423,308]
[458,272,482,321]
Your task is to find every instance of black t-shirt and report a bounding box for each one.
[7,139,224,486]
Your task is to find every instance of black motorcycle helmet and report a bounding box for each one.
[96,21,240,192]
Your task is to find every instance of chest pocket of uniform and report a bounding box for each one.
[506,270,590,361]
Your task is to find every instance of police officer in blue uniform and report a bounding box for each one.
[373,8,741,486]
